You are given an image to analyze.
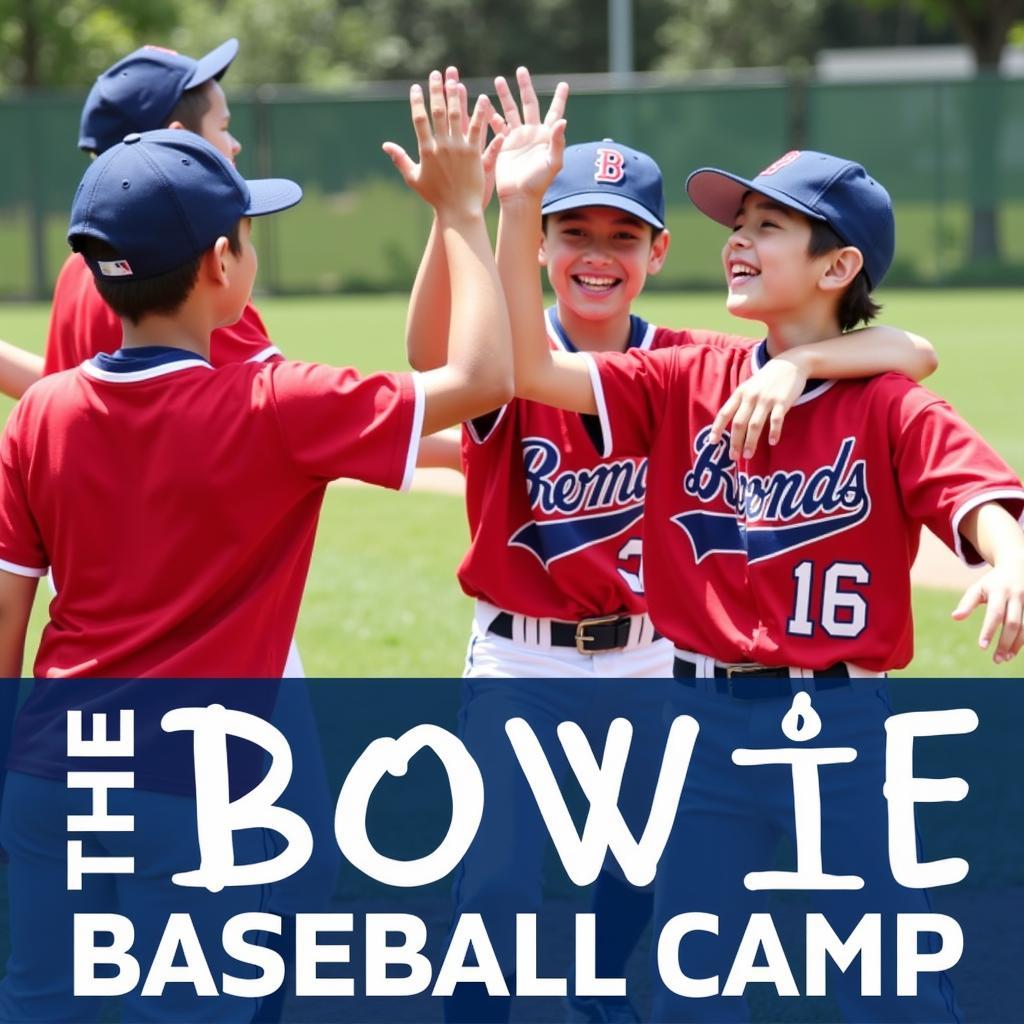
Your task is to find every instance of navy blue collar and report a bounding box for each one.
[753,339,832,401]
[545,306,652,354]
[92,346,211,373]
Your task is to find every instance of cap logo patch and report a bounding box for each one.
[594,147,625,184]
[97,259,134,278]
[759,151,801,177]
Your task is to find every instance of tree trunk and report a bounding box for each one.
[947,0,1019,264]
[19,0,39,88]
[966,70,1002,264]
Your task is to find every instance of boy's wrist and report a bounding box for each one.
[434,205,487,229]
[778,347,816,378]
[498,192,544,213]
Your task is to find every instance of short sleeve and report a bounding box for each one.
[269,361,424,490]
[0,409,48,577]
[891,385,1024,565]
[586,347,679,458]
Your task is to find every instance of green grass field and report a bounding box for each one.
[1,288,1021,677]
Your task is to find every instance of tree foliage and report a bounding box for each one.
[0,0,179,88]
[1,0,1020,91]
[654,0,824,72]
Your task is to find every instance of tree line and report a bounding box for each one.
[7,0,1019,91]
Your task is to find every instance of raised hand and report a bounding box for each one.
[493,66,569,201]
[383,69,503,219]
[444,66,506,208]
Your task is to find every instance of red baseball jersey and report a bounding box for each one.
[0,347,423,677]
[43,253,281,374]
[457,309,751,620]
[589,340,1024,671]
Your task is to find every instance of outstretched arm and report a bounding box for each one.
[406,69,503,373]
[712,328,938,460]
[0,570,37,676]
[406,221,451,372]
[384,71,512,435]
[493,69,595,414]
[952,502,1024,664]
[0,341,43,400]
[417,429,463,471]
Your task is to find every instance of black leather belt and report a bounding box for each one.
[488,612,655,654]
[674,657,850,699]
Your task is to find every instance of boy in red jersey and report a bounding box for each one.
[44,40,274,376]
[0,76,509,1022]
[493,75,1023,1020]
[0,73,510,677]
[418,72,941,1024]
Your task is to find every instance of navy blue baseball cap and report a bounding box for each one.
[542,140,665,229]
[68,129,302,281]
[686,150,895,289]
[78,39,239,155]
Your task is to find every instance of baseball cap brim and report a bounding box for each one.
[184,38,239,90]
[686,168,827,228]
[245,178,304,216]
[541,192,664,230]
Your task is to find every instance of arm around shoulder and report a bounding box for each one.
[790,326,938,383]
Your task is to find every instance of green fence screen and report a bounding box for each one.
[2,75,1022,298]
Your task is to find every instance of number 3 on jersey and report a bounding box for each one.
[788,560,870,638]
[617,538,645,595]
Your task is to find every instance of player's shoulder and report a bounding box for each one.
[856,371,943,412]
[650,325,757,353]
[9,366,88,430]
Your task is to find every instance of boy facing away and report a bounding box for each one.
[494,83,1023,1021]
[0,73,511,678]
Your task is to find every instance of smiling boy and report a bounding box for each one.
[417,70,948,1024]
[496,119,1024,1017]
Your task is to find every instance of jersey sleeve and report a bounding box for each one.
[0,408,48,577]
[268,361,424,490]
[585,346,678,458]
[890,383,1024,565]
[651,326,758,352]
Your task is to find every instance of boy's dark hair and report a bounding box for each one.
[807,220,881,332]
[541,212,664,244]
[165,81,214,134]
[72,221,242,324]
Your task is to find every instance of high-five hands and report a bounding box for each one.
[384,69,504,218]
[492,67,569,201]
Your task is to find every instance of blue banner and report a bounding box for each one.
[0,677,1018,1022]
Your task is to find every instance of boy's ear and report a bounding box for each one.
[647,228,671,276]
[818,245,864,293]
[203,236,233,287]
[165,120,187,133]
[537,232,548,268]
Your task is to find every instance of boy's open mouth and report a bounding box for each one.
[572,274,621,294]
[728,261,760,286]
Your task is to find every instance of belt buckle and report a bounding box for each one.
[575,614,624,655]
[722,662,770,696]
[723,662,759,679]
